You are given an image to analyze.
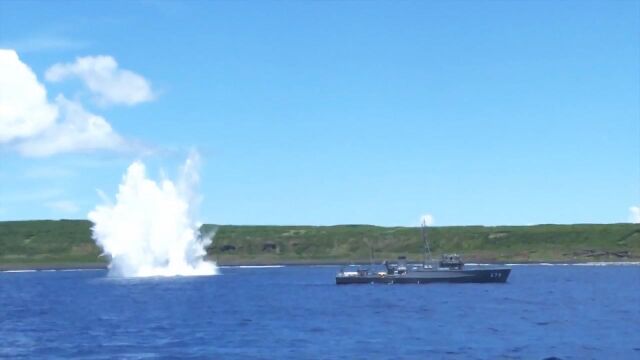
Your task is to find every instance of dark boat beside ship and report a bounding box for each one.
[336,223,511,285]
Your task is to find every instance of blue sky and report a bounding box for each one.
[0,0,638,226]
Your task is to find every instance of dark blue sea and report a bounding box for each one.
[1,265,639,359]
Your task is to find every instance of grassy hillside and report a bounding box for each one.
[0,220,101,266]
[1,220,639,267]
[208,223,640,264]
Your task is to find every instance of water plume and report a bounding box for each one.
[420,214,435,226]
[629,206,640,224]
[88,152,218,277]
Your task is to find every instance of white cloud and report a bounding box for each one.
[2,35,87,53]
[0,49,132,157]
[17,95,124,157]
[0,187,64,204]
[46,200,79,214]
[23,166,75,180]
[420,214,435,226]
[630,206,640,224]
[46,55,154,106]
[0,49,58,142]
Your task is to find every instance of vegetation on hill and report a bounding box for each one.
[0,220,638,268]
[208,223,640,264]
[0,220,100,267]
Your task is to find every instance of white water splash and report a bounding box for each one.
[88,152,218,277]
[419,214,434,226]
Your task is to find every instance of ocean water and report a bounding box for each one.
[1,265,639,359]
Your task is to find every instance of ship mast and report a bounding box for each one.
[368,239,375,267]
[421,220,433,266]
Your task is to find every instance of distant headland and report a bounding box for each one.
[0,220,638,270]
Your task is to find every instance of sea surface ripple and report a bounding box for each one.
[0,265,638,359]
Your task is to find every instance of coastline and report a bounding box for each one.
[2,259,640,272]
[3,221,638,271]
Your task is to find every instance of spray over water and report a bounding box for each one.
[88,152,218,277]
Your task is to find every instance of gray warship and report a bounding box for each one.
[336,223,511,285]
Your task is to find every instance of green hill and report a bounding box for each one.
[1,220,639,268]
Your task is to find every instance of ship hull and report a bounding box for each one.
[336,268,511,285]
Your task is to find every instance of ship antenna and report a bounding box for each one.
[421,220,433,266]
[369,242,374,267]
[365,237,374,267]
